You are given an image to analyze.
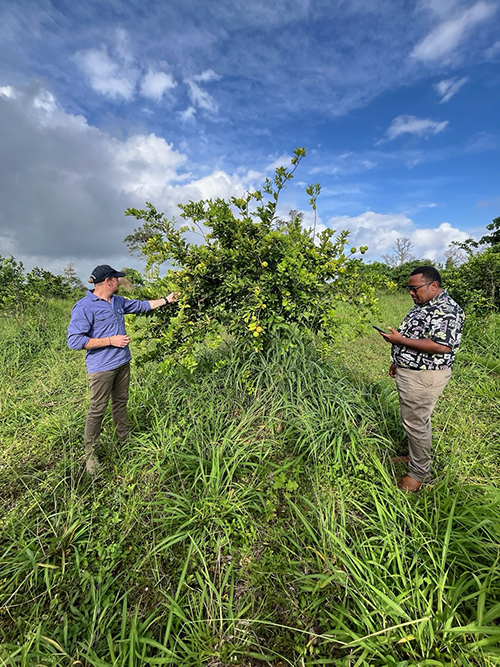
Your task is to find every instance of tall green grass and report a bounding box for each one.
[0,298,499,666]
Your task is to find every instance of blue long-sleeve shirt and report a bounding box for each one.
[67,290,151,374]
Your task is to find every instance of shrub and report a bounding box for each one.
[444,246,500,314]
[124,149,375,369]
[391,258,435,289]
[0,256,26,309]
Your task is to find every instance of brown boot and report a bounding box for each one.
[397,475,422,492]
[391,455,409,465]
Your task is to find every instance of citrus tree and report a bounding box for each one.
[124,148,374,368]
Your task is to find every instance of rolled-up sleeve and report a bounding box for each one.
[67,303,92,350]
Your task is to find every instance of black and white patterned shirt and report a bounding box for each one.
[391,290,464,370]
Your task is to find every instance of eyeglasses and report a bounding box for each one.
[405,282,433,293]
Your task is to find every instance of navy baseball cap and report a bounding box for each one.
[88,265,126,284]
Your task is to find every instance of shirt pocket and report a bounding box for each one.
[94,311,116,331]
[96,311,115,322]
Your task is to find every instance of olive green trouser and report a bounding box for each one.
[394,366,451,483]
[84,362,130,455]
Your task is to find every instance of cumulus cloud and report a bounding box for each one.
[434,76,469,103]
[140,69,177,101]
[0,84,253,275]
[328,212,413,253]
[412,222,469,260]
[326,211,468,262]
[412,1,497,62]
[384,115,449,141]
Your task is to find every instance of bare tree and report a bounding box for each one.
[61,262,84,291]
[382,237,415,267]
[444,243,467,268]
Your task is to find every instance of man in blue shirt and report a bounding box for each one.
[67,264,178,473]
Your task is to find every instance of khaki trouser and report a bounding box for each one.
[84,362,130,455]
[394,366,451,483]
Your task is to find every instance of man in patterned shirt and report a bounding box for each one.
[377,266,464,491]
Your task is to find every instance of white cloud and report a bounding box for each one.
[179,106,196,122]
[140,69,177,101]
[191,69,221,84]
[434,76,469,103]
[186,80,218,112]
[171,170,247,202]
[326,211,469,262]
[114,27,134,64]
[0,86,16,98]
[384,115,449,141]
[412,222,469,260]
[76,30,179,104]
[185,70,221,114]
[75,46,139,100]
[114,134,188,198]
[265,154,294,171]
[412,1,497,62]
[328,211,413,253]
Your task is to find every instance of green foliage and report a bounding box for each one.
[0,256,26,309]
[457,215,500,251]
[26,267,72,300]
[444,245,500,314]
[352,259,436,292]
[443,216,500,314]
[61,262,85,292]
[356,260,397,290]
[124,148,376,368]
[479,215,500,247]
[121,266,145,288]
[391,258,434,289]
[0,256,80,312]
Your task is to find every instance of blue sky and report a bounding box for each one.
[0,0,499,278]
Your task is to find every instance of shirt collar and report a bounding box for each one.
[87,289,114,303]
[419,289,447,308]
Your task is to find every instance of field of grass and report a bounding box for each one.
[1,294,499,666]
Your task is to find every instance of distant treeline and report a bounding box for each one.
[362,217,500,314]
[2,217,499,317]
[0,256,85,310]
